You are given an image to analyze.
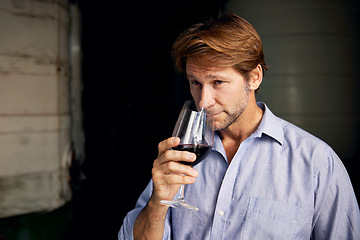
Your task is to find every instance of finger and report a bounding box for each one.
[160,150,196,165]
[158,137,180,156]
[163,173,197,185]
[173,150,197,164]
[161,161,198,178]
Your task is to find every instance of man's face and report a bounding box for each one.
[186,58,251,131]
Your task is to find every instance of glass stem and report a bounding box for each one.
[178,184,185,201]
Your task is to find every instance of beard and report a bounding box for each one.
[213,83,251,131]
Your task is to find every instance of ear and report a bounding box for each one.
[248,64,263,91]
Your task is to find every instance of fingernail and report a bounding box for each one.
[192,169,198,177]
[188,153,196,161]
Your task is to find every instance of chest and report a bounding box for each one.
[170,138,314,239]
[222,139,241,164]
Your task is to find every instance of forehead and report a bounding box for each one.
[186,57,224,71]
[186,58,239,80]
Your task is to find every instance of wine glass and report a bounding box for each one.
[160,100,214,211]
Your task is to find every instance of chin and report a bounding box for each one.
[214,122,227,132]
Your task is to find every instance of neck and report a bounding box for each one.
[218,93,263,163]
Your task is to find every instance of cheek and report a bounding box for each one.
[190,87,197,98]
[190,88,200,101]
[217,85,247,106]
[216,89,236,104]
[190,88,202,109]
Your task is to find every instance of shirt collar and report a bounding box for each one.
[213,133,227,159]
[213,102,284,156]
[253,102,284,145]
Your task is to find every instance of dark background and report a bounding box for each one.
[68,1,223,239]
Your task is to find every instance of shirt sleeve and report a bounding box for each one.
[118,180,172,240]
[312,149,360,239]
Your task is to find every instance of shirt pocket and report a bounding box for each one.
[242,197,301,240]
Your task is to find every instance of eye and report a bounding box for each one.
[214,80,224,85]
[190,80,202,86]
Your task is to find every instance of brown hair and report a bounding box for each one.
[172,14,268,92]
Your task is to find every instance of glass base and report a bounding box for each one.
[160,199,199,212]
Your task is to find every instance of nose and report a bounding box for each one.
[199,86,215,110]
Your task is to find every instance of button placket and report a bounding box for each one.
[210,138,252,239]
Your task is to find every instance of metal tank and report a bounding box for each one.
[0,0,75,218]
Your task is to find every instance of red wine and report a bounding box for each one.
[173,144,211,166]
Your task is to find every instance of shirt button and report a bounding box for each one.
[218,211,224,216]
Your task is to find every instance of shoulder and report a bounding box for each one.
[258,102,339,173]
[280,117,326,148]
[277,116,338,173]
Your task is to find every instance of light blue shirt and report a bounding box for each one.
[119,103,360,239]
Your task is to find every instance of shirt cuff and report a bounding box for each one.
[118,207,143,240]
[118,207,172,240]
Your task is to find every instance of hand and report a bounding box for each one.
[150,137,198,205]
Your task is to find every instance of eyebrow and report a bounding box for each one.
[187,73,223,80]
[206,74,222,79]
[186,73,196,79]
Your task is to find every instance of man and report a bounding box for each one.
[119,14,360,239]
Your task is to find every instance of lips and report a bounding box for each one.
[203,105,223,118]
[206,111,222,118]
